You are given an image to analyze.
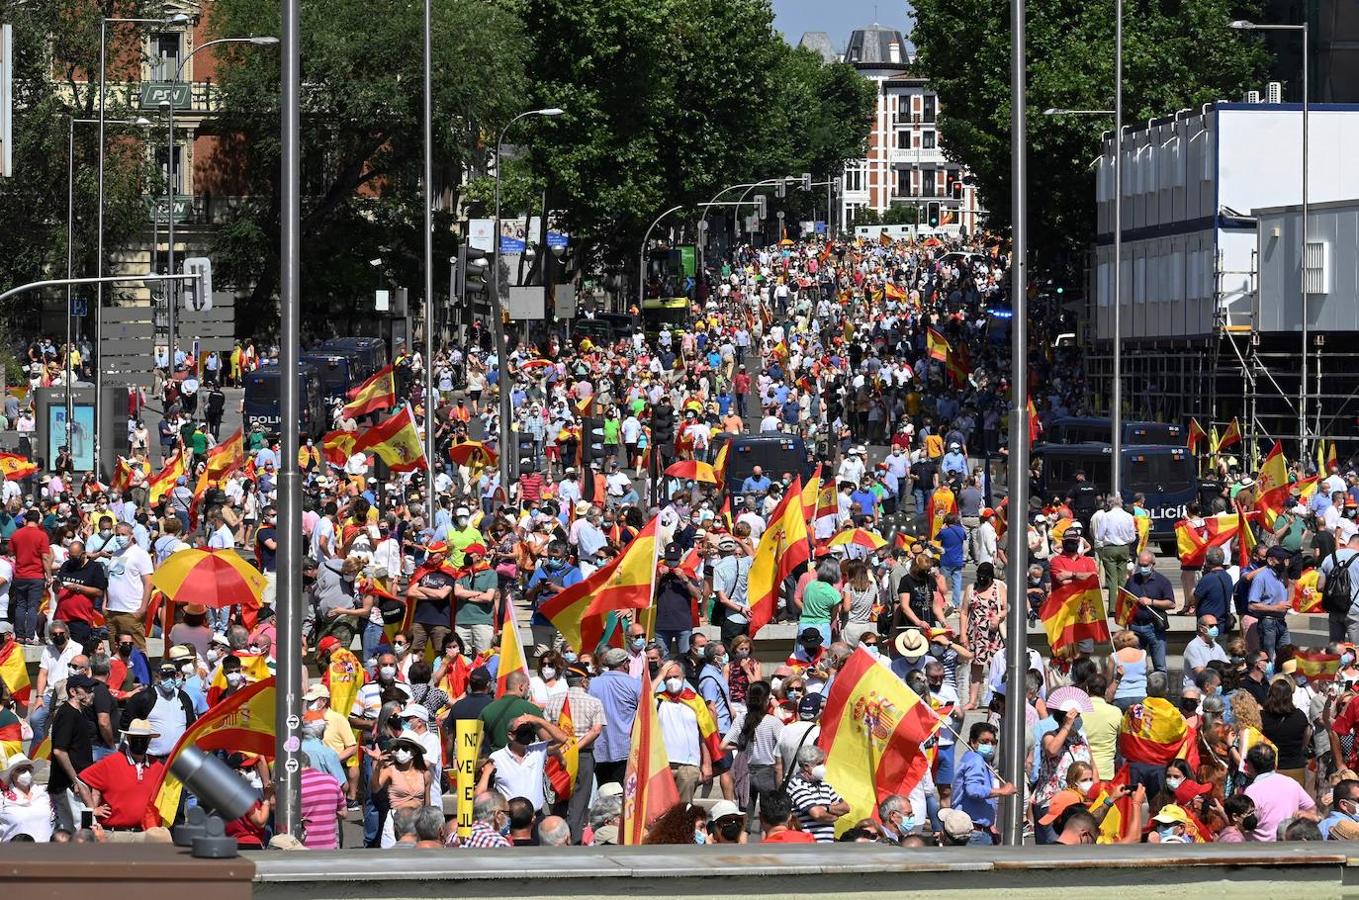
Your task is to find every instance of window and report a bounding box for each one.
[923,95,936,123]
[151,32,182,82]
[922,130,936,149]
[922,169,935,196]
[897,169,911,197]
[156,144,183,194]
[844,165,864,193]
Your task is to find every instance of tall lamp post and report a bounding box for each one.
[96,12,189,471]
[70,115,153,456]
[421,0,435,526]
[493,107,563,494]
[1231,18,1309,455]
[165,36,277,372]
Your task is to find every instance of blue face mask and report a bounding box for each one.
[899,815,916,833]
[1206,626,1220,640]
[1296,675,1308,687]
[1264,662,1275,678]
[976,743,996,759]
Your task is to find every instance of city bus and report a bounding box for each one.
[641,297,690,342]
[1030,442,1198,554]
[242,362,327,440]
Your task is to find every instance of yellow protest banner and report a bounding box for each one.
[455,718,484,840]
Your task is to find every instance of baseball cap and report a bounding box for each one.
[317,636,342,655]
[1151,804,1191,826]
[709,800,743,821]
[938,807,974,841]
[797,694,824,719]
[1038,789,1085,825]
[468,667,492,689]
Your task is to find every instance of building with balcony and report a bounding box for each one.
[824,23,980,233]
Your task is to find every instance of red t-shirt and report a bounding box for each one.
[762,829,816,843]
[9,525,50,580]
[80,753,166,829]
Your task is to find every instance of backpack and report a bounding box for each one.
[1322,552,1359,616]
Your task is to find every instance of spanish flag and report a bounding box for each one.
[546,695,579,800]
[150,677,277,825]
[1295,649,1342,682]
[1117,696,1198,767]
[1134,516,1151,556]
[1113,586,1139,629]
[205,651,272,707]
[0,639,31,704]
[884,282,907,301]
[657,686,722,761]
[1253,441,1288,499]
[712,442,731,489]
[322,647,367,724]
[1027,398,1041,445]
[747,477,812,636]
[926,327,950,363]
[1257,472,1316,530]
[945,341,972,387]
[1216,416,1242,451]
[1041,573,1110,658]
[1236,501,1258,568]
[819,647,942,835]
[800,464,823,521]
[342,363,398,419]
[1291,568,1323,613]
[1093,765,1138,842]
[353,405,426,473]
[0,713,22,759]
[0,452,37,482]
[538,517,660,654]
[1174,513,1240,567]
[205,428,246,480]
[495,602,531,699]
[1186,418,1207,455]
[147,451,187,506]
[110,456,148,494]
[621,671,679,844]
[1328,440,1340,472]
[926,485,957,540]
[322,429,357,467]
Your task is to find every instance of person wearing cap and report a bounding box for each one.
[710,537,752,644]
[453,542,498,656]
[527,540,584,649]
[78,718,165,838]
[1249,546,1294,663]
[47,672,98,832]
[0,751,53,842]
[941,441,967,482]
[121,657,197,760]
[654,542,701,656]
[1318,520,1359,645]
[396,703,442,800]
[589,647,642,788]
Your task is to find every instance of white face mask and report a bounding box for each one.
[1165,777,1184,791]
[665,677,684,694]
[393,748,413,765]
[243,772,262,790]
[809,764,827,782]
[13,771,33,790]
[1077,779,1095,795]
[379,665,397,681]
[540,666,558,681]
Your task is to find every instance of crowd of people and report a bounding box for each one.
[0,229,1354,855]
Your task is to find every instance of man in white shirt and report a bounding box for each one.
[207,510,236,549]
[1181,615,1229,691]
[1093,495,1137,611]
[104,523,155,650]
[481,713,567,813]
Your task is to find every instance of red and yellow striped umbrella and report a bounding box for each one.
[151,549,267,609]
[663,460,718,484]
[448,440,498,468]
[828,528,888,552]
[520,358,554,375]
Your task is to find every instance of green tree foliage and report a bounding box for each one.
[0,0,159,329]
[910,0,1269,278]
[519,0,873,270]
[205,0,528,331]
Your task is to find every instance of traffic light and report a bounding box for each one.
[754,194,767,220]
[801,172,812,192]
[183,257,213,311]
[927,202,940,227]
[775,179,786,199]
[832,176,843,195]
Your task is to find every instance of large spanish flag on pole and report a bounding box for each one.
[1257,474,1317,530]
[353,405,426,473]
[538,517,659,655]
[818,647,942,835]
[621,673,680,845]
[322,429,357,467]
[342,363,398,419]
[800,464,823,521]
[1253,441,1287,499]
[1216,416,1242,451]
[150,677,277,825]
[1186,418,1207,455]
[747,477,812,636]
[0,638,32,704]
[0,452,37,481]
[1039,573,1110,658]
[205,428,246,480]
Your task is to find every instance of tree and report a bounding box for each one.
[910,0,1269,280]
[0,0,159,331]
[204,0,528,333]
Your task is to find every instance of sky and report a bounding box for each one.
[771,0,914,49]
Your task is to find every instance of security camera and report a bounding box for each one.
[170,744,258,857]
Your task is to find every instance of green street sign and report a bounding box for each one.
[140,82,190,110]
[146,195,191,224]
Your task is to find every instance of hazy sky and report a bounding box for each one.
[771,0,914,49]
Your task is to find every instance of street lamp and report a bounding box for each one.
[95,12,190,473]
[1041,108,1114,116]
[492,107,563,493]
[165,36,277,375]
[1231,18,1310,454]
[68,115,153,457]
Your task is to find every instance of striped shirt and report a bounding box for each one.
[544,687,607,743]
[722,712,785,766]
[299,768,346,850]
[787,775,843,842]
